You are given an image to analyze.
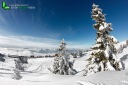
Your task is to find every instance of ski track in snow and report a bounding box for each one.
[76,81,96,85]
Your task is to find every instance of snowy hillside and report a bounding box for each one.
[0,47,79,57]
[0,47,57,56]
[0,40,128,85]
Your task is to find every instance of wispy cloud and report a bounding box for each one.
[0,29,90,49]
[0,34,90,49]
[0,35,59,48]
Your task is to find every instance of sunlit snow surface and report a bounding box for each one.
[0,41,128,85]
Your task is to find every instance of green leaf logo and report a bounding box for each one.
[2,2,10,10]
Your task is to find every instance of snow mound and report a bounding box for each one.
[120,80,128,85]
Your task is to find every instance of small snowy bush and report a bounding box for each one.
[12,68,22,80]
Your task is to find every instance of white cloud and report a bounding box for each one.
[0,28,90,49]
[0,35,59,48]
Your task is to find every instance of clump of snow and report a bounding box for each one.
[104,45,111,58]
[110,36,118,43]
[120,79,128,85]
[114,41,128,54]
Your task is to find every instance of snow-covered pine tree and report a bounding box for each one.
[53,38,77,75]
[84,3,123,76]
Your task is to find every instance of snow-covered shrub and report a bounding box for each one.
[84,4,123,76]
[12,58,24,80]
[14,58,24,71]
[71,53,77,58]
[78,50,83,57]
[53,39,77,75]
[19,56,28,64]
[71,50,83,58]
[12,68,22,80]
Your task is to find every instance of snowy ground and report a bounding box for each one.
[0,46,128,85]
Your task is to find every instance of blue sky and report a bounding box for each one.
[0,0,128,48]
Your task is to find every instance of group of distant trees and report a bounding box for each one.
[71,50,84,58]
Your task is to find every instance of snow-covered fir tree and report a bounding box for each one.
[53,38,77,75]
[84,3,123,76]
